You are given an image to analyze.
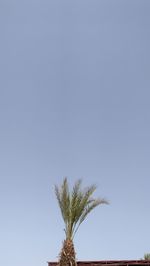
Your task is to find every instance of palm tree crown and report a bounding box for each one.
[144,254,150,260]
[55,178,108,240]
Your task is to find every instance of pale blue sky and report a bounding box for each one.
[0,1,150,266]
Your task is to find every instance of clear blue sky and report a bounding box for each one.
[0,1,150,266]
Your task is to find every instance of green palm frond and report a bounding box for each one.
[71,180,82,211]
[70,185,96,232]
[73,197,108,237]
[55,178,70,224]
[70,180,82,234]
[79,197,108,225]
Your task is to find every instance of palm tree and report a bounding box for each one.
[144,253,150,260]
[55,178,109,266]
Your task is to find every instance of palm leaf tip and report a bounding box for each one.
[98,197,109,205]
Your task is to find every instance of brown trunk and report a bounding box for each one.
[58,239,77,266]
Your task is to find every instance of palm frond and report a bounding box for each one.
[73,185,96,225]
[55,178,70,226]
[79,198,108,226]
[55,185,65,221]
[69,179,82,236]
[61,178,70,222]
[71,179,82,212]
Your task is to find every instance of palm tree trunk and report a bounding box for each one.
[58,239,77,266]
